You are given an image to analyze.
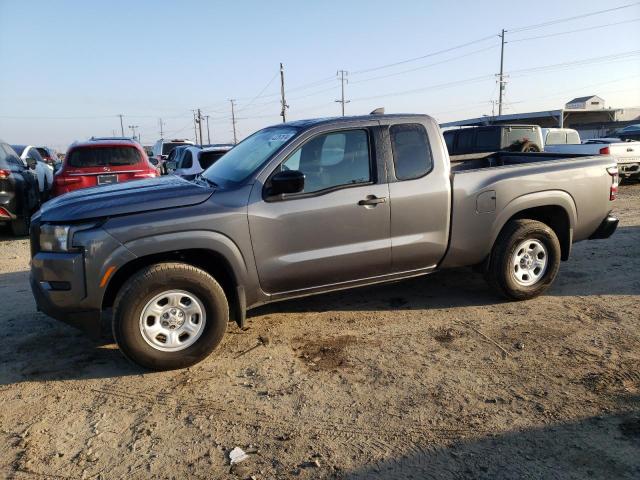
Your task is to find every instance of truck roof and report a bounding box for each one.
[283,113,432,129]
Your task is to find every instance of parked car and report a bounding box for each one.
[0,141,40,235]
[163,144,191,175]
[36,146,61,168]
[443,125,544,161]
[52,138,158,197]
[543,132,640,180]
[168,145,233,179]
[30,113,618,370]
[151,138,195,173]
[11,145,54,200]
[615,124,640,142]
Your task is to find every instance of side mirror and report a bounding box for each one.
[53,163,62,173]
[26,158,37,170]
[165,160,177,171]
[270,170,305,195]
[148,157,159,166]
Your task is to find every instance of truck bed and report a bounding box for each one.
[441,153,616,269]
[450,151,591,172]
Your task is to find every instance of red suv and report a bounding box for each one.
[53,138,157,197]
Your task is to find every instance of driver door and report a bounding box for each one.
[248,128,391,294]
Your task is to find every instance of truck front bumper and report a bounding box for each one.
[30,252,102,338]
[589,213,619,240]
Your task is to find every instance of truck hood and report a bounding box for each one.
[40,176,214,222]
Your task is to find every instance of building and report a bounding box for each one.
[565,95,605,110]
[440,96,640,140]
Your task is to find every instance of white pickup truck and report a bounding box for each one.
[542,128,640,180]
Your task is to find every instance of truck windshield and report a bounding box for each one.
[202,126,299,185]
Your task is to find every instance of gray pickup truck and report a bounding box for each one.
[29,114,619,370]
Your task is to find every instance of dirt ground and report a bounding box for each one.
[0,184,638,480]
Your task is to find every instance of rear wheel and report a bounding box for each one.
[113,262,228,370]
[520,141,541,153]
[485,219,561,300]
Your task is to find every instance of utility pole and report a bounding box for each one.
[158,118,165,138]
[128,125,139,141]
[192,110,198,143]
[205,115,211,144]
[280,62,289,123]
[118,114,124,136]
[230,99,237,144]
[335,70,350,116]
[197,109,204,145]
[498,29,506,116]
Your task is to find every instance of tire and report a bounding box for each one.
[10,216,30,236]
[113,262,229,370]
[520,141,541,153]
[485,219,561,300]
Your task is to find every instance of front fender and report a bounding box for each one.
[122,230,250,287]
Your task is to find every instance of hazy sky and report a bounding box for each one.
[1,0,639,150]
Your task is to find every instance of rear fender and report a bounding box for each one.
[490,190,577,257]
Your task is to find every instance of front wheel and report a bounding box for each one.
[485,219,561,300]
[113,262,229,370]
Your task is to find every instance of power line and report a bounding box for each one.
[509,49,640,76]
[237,70,280,112]
[350,45,498,85]
[350,34,498,75]
[508,1,640,32]
[509,17,640,43]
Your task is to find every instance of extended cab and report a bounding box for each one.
[29,114,619,370]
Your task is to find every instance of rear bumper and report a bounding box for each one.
[618,162,640,176]
[589,214,619,240]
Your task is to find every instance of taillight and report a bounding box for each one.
[599,146,610,155]
[607,166,618,201]
[0,207,10,218]
[132,171,157,178]
[0,169,11,179]
[54,175,81,185]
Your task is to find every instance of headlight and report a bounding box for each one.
[39,224,71,252]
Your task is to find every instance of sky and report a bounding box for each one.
[1,0,639,151]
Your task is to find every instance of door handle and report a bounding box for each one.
[358,196,387,206]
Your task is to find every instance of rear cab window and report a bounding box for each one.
[475,128,500,151]
[390,124,433,180]
[68,146,141,167]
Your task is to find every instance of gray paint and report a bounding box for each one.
[29,114,618,337]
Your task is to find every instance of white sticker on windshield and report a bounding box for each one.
[269,133,295,142]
